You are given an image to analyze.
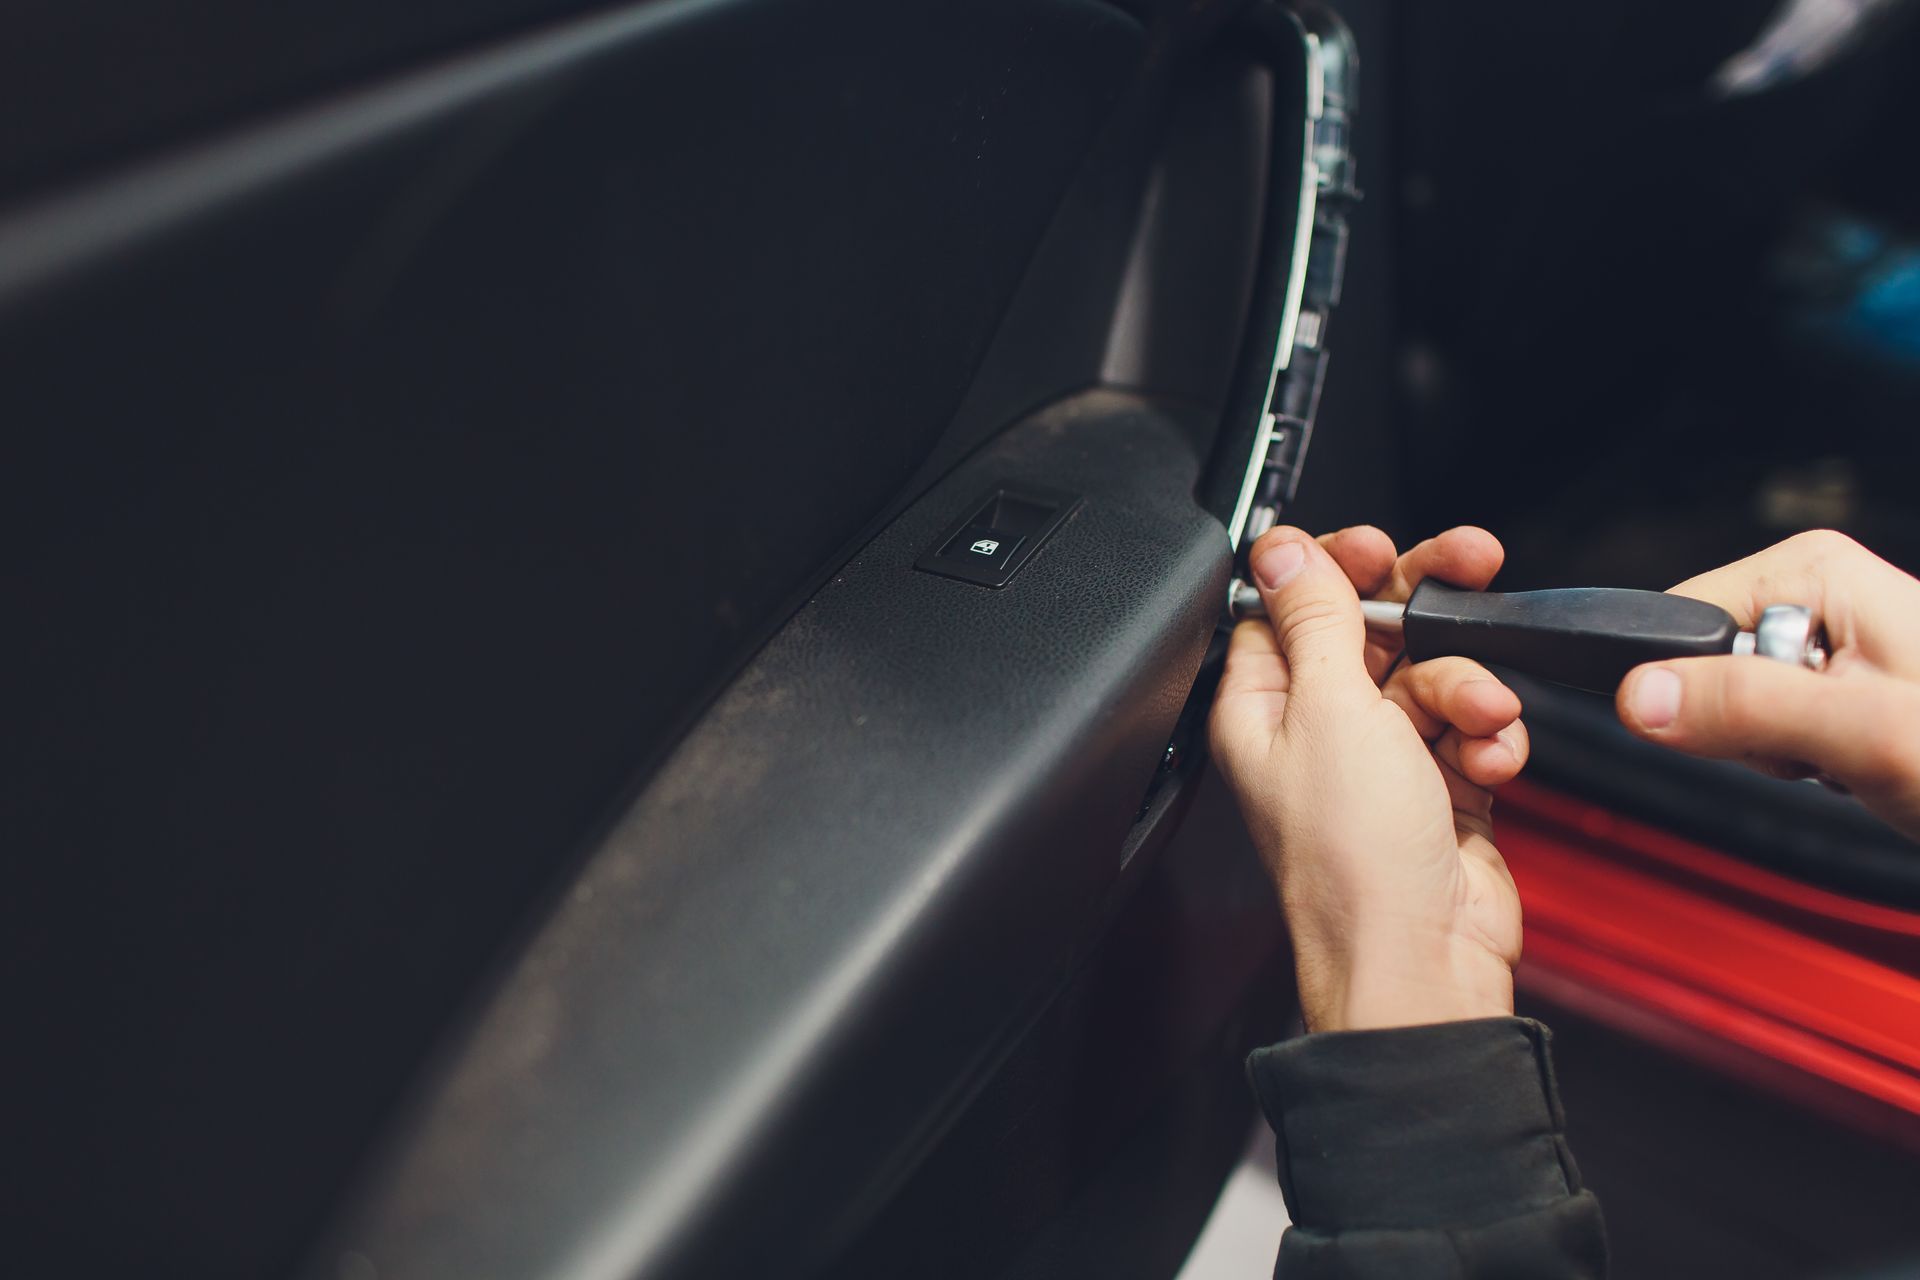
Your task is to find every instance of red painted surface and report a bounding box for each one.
[1497,779,1920,1143]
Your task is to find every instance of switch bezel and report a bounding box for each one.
[914,485,1081,587]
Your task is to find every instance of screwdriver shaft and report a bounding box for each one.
[1227,579,1404,630]
[1361,599,1405,631]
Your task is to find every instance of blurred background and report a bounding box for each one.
[1299,0,1920,588]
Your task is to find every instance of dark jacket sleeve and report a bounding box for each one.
[1246,1017,1607,1278]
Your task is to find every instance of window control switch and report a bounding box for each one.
[916,487,1078,588]
[941,525,1025,570]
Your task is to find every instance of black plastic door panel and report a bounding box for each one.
[0,1,1323,1275]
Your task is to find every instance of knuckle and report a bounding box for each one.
[1443,656,1498,689]
[1409,655,1479,694]
[1391,658,1437,699]
[1281,598,1351,645]
[1788,528,1863,564]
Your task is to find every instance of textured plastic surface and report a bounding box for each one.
[4,0,1308,1272]
[1403,581,1741,694]
[825,765,1293,1280]
[313,391,1230,1279]
[0,2,1146,1274]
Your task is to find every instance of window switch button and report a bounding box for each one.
[940,525,1024,570]
[915,486,1079,588]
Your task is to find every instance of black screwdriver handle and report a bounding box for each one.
[1401,581,1740,694]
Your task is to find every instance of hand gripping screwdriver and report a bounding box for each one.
[1226,578,1828,695]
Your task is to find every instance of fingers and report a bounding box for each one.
[1668,530,1920,677]
[1667,529,1873,626]
[1386,657,1523,738]
[1617,656,1920,794]
[1438,721,1530,788]
[1216,617,1287,698]
[1245,527,1376,714]
[1210,618,1296,776]
[1437,757,1496,833]
[1384,656,1530,786]
[1311,525,1403,684]
[1317,525,1398,598]
[1304,524,1505,603]
[1359,526,1504,683]
[1386,526,1506,602]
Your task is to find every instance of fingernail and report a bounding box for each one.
[1628,668,1682,729]
[1252,539,1306,589]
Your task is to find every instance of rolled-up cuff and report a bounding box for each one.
[1246,1017,1583,1232]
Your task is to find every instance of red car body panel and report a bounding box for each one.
[1500,780,1920,1150]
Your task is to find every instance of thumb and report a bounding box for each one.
[1247,527,1374,710]
[1618,655,1920,791]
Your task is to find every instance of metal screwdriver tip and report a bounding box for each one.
[1226,578,1405,630]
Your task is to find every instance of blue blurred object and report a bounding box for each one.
[1854,249,1920,359]
[1776,208,1920,369]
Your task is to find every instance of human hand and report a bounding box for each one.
[1210,525,1528,1033]
[1618,530,1920,839]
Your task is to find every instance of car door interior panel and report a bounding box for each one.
[315,390,1231,1279]
[0,0,1346,1275]
[19,3,1920,1276]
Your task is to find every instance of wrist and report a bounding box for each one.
[1300,931,1515,1033]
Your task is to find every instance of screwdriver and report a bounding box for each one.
[1226,577,1828,694]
